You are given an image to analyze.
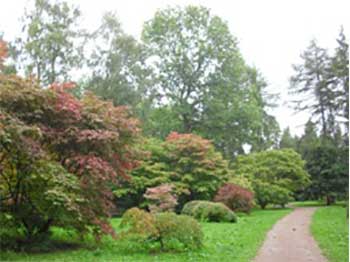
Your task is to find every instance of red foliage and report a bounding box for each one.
[214,183,254,213]
[144,184,178,213]
[51,82,82,121]
[0,40,8,69]
[0,77,141,240]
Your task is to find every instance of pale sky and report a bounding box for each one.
[1,0,349,135]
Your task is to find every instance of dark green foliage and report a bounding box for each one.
[181,201,237,223]
[279,127,298,150]
[120,208,203,250]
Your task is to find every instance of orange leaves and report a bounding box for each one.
[0,40,8,69]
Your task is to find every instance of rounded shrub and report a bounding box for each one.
[120,208,203,250]
[214,183,254,213]
[182,201,237,223]
[154,212,203,249]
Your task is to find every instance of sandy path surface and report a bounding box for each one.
[253,207,327,262]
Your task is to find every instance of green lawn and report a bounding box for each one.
[0,209,291,262]
[311,206,349,262]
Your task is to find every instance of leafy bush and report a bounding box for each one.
[182,201,237,223]
[154,212,203,250]
[119,207,158,241]
[270,186,292,208]
[143,184,178,213]
[214,183,254,213]
[120,208,203,250]
[253,181,292,209]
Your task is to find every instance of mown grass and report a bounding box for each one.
[311,205,349,262]
[290,200,346,208]
[0,208,291,262]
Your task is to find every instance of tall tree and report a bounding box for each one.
[16,0,83,85]
[329,28,349,135]
[86,12,152,108]
[142,5,245,133]
[142,6,277,159]
[289,40,332,136]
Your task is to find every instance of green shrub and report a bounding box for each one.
[253,181,292,209]
[270,186,292,208]
[182,201,237,223]
[119,208,158,242]
[154,212,203,249]
[119,208,203,250]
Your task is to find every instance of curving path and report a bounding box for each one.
[254,207,328,262]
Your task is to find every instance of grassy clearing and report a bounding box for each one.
[0,209,291,262]
[311,206,349,262]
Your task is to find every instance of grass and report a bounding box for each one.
[289,200,346,208]
[0,208,291,262]
[311,205,349,262]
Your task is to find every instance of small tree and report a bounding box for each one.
[214,183,254,213]
[144,184,178,213]
[0,73,140,241]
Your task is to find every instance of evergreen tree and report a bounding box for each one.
[279,127,297,150]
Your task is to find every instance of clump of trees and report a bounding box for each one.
[286,28,349,204]
[114,132,230,212]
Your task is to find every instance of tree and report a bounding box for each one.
[86,12,152,108]
[16,0,83,85]
[0,74,140,241]
[329,28,349,134]
[233,149,310,208]
[142,6,278,158]
[289,40,333,136]
[279,127,297,150]
[296,122,348,204]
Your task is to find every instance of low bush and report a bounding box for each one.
[182,201,237,223]
[119,208,203,250]
[214,183,254,213]
[154,212,203,250]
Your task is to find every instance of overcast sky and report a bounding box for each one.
[1,0,349,135]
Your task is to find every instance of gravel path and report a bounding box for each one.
[253,207,328,262]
